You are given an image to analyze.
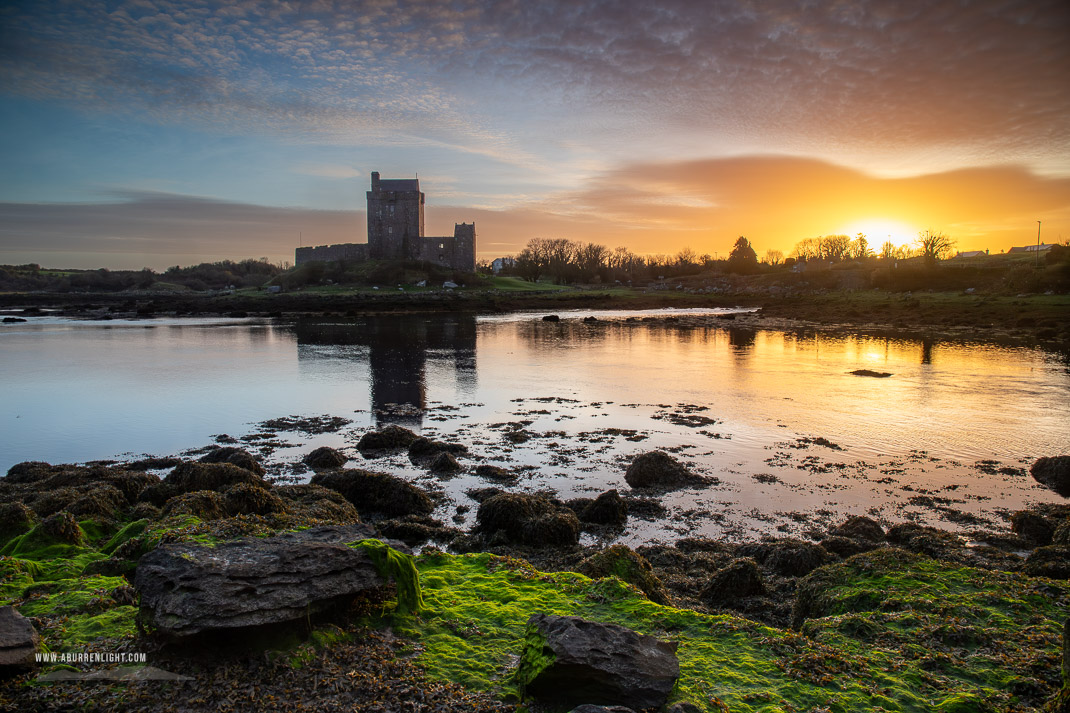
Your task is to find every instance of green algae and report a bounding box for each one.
[393,549,1065,712]
[348,538,423,614]
[101,519,149,554]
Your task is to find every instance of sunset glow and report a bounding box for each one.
[0,1,1067,268]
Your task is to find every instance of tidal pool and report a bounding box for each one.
[1,308,1066,542]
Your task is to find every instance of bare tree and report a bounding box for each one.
[764,249,784,266]
[915,230,955,265]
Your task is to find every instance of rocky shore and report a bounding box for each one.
[1,440,1068,712]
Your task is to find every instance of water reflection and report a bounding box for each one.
[290,315,477,428]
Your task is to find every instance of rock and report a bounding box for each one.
[624,451,704,489]
[1023,545,1070,579]
[66,483,127,520]
[701,558,766,603]
[569,707,635,713]
[275,484,360,524]
[1055,519,1070,546]
[577,545,670,605]
[303,446,348,470]
[475,492,579,546]
[573,486,629,524]
[137,482,182,507]
[162,490,226,520]
[311,469,433,517]
[134,525,398,637]
[738,539,829,577]
[376,515,460,547]
[0,502,37,545]
[1011,510,1055,546]
[3,461,56,483]
[408,437,467,464]
[473,465,517,483]
[1031,456,1070,497]
[223,482,288,516]
[819,535,878,559]
[429,451,463,475]
[0,606,39,673]
[542,314,560,322]
[521,511,581,547]
[199,447,265,475]
[516,614,679,710]
[164,462,266,493]
[831,516,885,541]
[356,425,418,452]
[466,486,505,503]
[1064,618,1069,685]
[667,704,703,713]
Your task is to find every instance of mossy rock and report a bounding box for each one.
[162,490,226,520]
[577,545,671,605]
[1054,519,1070,546]
[136,482,182,507]
[475,493,555,541]
[65,483,127,520]
[199,446,265,475]
[520,511,580,547]
[311,469,433,517]
[274,484,360,524]
[1012,510,1055,546]
[15,512,86,552]
[223,482,288,516]
[3,461,57,483]
[164,461,267,493]
[738,539,829,577]
[428,451,463,475]
[408,437,468,462]
[0,502,38,546]
[830,515,885,541]
[356,424,418,451]
[473,465,517,484]
[303,446,348,470]
[701,558,766,604]
[1024,545,1070,580]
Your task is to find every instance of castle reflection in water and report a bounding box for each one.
[290,315,477,429]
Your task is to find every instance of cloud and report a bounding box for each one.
[1,0,1066,178]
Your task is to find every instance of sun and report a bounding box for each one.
[838,219,919,249]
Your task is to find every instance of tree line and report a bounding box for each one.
[493,230,958,284]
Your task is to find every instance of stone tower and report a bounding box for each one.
[367,171,425,260]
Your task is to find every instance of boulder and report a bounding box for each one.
[831,516,885,541]
[164,462,266,493]
[303,446,348,470]
[223,482,288,516]
[701,558,766,603]
[134,524,396,637]
[0,606,39,673]
[624,451,703,489]
[474,464,517,484]
[1055,519,1070,546]
[516,614,679,710]
[408,437,467,464]
[1023,545,1070,580]
[356,425,419,452]
[199,446,265,475]
[577,545,670,605]
[162,490,226,520]
[1011,510,1055,546]
[542,314,561,322]
[0,502,37,545]
[738,539,829,577]
[570,490,628,527]
[1031,456,1070,497]
[311,469,433,517]
[429,451,463,475]
[275,484,360,524]
[475,492,580,546]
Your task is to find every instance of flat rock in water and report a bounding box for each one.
[0,606,39,671]
[516,614,679,710]
[134,524,389,637]
[624,451,704,490]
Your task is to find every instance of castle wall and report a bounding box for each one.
[416,223,476,272]
[295,242,368,266]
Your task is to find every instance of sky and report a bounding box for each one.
[1,0,1068,270]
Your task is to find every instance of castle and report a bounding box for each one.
[294,172,476,272]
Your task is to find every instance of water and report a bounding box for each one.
[2,309,1067,543]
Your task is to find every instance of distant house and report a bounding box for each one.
[491,257,515,274]
[953,250,987,258]
[1008,243,1054,254]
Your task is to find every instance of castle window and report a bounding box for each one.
[439,243,444,249]
[388,205,395,215]
[388,227,393,234]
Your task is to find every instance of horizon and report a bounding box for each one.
[1,1,1068,270]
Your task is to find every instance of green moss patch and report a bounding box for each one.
[348,538,424,614]
[394,550,1065,712]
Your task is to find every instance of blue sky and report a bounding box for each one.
[1,0,1068,269]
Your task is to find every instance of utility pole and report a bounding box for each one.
[1036,221,1041,268]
